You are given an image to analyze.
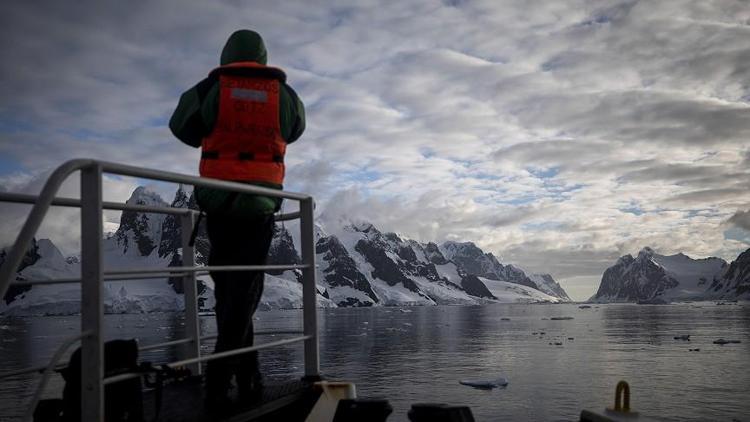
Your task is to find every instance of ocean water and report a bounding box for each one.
[1,302,749,421]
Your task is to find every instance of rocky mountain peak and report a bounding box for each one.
[1,238,41,304]
[115,187,168,256]
[423,242,448,265]
[346,221,379,235]
[440,241,483,260]
[593,247,735,302]
[267,225,301,275]
[637,246,656,260]
[709,248,750,298]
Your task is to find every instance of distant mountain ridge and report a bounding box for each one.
[1,186,570,315]
[591,246,749,302]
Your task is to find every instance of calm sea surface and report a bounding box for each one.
[1,303,749,421]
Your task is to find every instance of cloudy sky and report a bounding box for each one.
[1,0,749,300]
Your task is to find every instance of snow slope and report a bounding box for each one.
[479,277,562,303]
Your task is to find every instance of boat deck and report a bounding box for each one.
[142,377,320,422]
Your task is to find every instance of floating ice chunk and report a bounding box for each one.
[713,339,741,345]
[459,377,509,390]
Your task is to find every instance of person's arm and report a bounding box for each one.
[280,84,306,144]
[169,77,216,147]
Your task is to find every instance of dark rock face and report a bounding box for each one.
[460,275,496,299]
[423,242,448,265]
[267,226,302,275]
[355,239,421,293]
[158,185,189,259]
[593,250,679,301]
[1,239,41,304]
[441,241,540,290]
[114,187,167,256]
[533,273,572,301]
[187,193,210,265]
[711,248,750,297]
[316,235,377,306]
[116,213,156,256]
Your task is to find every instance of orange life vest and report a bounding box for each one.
[200,61,287,185]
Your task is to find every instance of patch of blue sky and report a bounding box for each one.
[472,172,502,181]
[521,221,565,231]
[494,195,537,206]
[145,115,167,127]
[419,147,435,159]
[346,168,381,184]
[620,205,644,216]
[546,183,583,195]
[684,208,722,219]
[724,227,750,244]
[0,116,34,134]
[527,166,559,179]
[0,156,27,175]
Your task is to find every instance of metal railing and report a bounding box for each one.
[0,159,319,421]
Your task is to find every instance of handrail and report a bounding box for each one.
[0,191,192,216]
[106,264,309,276]
[0,159,320,421]
[9,264,310,286]
[102,336,311,387]
[0,330,304,380]
[0,159,94,299]
[0,158,311,299]
[0,192,302,221]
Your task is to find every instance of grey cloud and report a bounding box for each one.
[2,0,749,293]
[664,188,748,205]
[513,91,750,147]
[498,241,623,280]
[492,140,613,169]
[619,163,728,183]
[727,210,750,231]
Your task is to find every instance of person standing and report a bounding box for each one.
[169,29,305,410]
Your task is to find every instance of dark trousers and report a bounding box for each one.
[204,213,274,399]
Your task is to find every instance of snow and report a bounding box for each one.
[435,263,462,284]
[411,276,478,305]
[258,274,336,310]
[324,285,376,306]
[478,277,561,303]
[650,253,725,299]
[369,277,435,306]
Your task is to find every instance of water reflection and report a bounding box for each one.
[2,303,749,421]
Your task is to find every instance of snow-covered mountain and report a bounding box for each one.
[1,186,570,315]
[707,248,750,299]
[589,246,750,302]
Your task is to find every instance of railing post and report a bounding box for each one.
[181,212,201,375]
[80,164,104,421]
[299,198,320,380]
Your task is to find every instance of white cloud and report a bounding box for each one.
[1,0,749,299]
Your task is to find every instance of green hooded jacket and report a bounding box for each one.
[169,30,305,217]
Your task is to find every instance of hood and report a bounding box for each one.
[220,29,267,65]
